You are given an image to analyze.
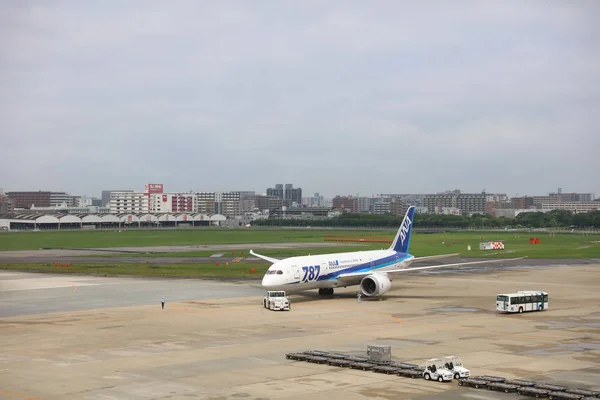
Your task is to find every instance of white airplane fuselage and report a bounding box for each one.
[261,248,415,292]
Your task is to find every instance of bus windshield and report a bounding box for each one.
[497,295,508,301]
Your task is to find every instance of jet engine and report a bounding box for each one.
[359,273,392,297]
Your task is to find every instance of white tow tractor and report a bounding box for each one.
[263,291,290,311]
[443,356,470,379]
[423,358,454,382]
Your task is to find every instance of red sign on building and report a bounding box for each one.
[144,184,164,194]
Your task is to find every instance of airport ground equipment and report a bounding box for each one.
[535,383,568,392]
[516,386,551,397]
[367,344,391,362]
[328,359,353,367]
[566,389,600,397]
[285,353,307,361]
[263,290,290,311]
[423,358,454,382]
[457,378,489,389]
[505,379,536,387]
[372,365,399,374]
[303,350,329,356]
[286,349,600,398]
[472,375,506,383]
[306,356,329,364]
[486,382,520,393]
[325,353,348,360]
[350,362,374,371]
[548,392,585,399]
[395,362,419,369]
[442,355,470,379]
[397,369,422,379]
[345,356,369,363]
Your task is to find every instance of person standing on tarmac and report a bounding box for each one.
[161,297,165,309]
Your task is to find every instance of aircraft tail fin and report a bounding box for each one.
[389,206,415,253]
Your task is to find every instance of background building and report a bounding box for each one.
[217,192,241,217]
[148,193,196,213]
[332,195,358,213]
[422,190,486,215]
[0,192,13,214]
[255,195,283,213]
[50,192,79,207]
[266,183,302,207]
[102,190,133,207]
[7,191,52,208]
[109,191,148,213]
[390,198,409,217]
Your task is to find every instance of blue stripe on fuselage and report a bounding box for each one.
[286,251,411,285]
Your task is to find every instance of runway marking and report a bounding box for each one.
[0,389,40,400]
[171,302,189,312]
[368,310,403,324]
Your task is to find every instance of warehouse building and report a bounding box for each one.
[0,212,226,231]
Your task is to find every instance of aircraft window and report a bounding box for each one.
[276,270,283,274]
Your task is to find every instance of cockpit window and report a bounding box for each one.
[276,270,283,274]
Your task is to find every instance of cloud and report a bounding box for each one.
[1,0,598,198]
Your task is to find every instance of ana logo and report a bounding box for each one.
[399,216,412,244]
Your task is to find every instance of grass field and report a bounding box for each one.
[1,229,598,258]
[0,228,373,251]
[0,229,598,278]
[0,261,271,278]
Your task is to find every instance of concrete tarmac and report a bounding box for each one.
[1,262,599,399]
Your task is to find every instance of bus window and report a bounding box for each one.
[497,295,508,302]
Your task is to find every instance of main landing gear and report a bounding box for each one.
[318,288,334,296]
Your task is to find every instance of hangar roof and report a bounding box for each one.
[0,212,227,223]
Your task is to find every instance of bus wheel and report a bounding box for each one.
[519,307,523,313]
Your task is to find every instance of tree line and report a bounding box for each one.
[251,209,600,229]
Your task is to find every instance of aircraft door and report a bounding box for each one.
[292,265,300,279]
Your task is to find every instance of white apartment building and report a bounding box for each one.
[217,192,241,217]
[50,192,79,207]
[109,191,148,213]
[356,197,372,213]
[541,202,600,214]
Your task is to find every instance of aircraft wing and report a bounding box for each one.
[249,250,280,264]
[337,256,528,280]
[411,253,459,262]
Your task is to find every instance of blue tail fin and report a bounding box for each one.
[389,206,415,253]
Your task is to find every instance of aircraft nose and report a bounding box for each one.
[261,274,269,287]
[262,274,275,288]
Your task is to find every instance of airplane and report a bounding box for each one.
[250,206,526,298]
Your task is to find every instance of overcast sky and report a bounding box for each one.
[1,1,599,199]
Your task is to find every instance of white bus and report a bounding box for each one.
[496,291,548,313]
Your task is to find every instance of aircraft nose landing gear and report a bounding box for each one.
[318,288,334,296]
